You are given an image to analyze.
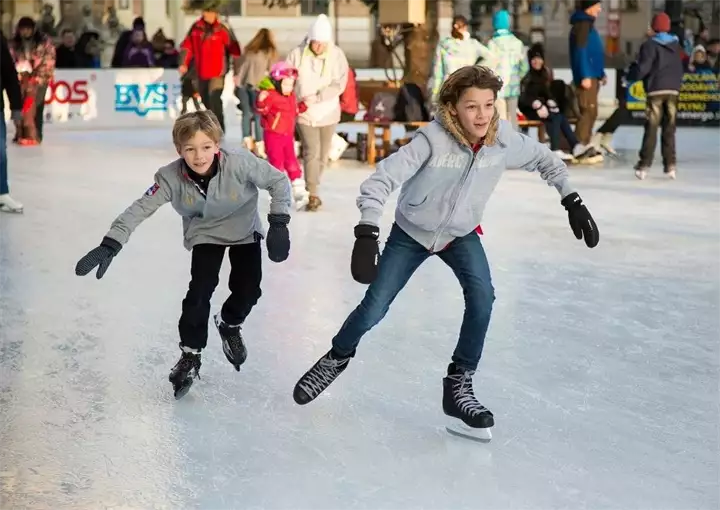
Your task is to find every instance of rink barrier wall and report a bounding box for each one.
[2,68,618,131]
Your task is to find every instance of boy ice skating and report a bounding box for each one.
[292,66,599,442]
[75,111,292,399]
[256,61,310,210]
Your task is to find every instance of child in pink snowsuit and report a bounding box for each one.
[256,62,309,208]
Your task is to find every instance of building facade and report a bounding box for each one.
[1,0,716,66]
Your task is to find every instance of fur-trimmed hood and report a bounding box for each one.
[434,103,501,147]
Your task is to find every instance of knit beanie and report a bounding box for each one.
[527,43,545,62]
[576,0,601,11]
[651,13,671,33]
[492,10,511,31]
[308,14,332,43]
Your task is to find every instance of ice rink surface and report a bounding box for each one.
[1,124,718,510]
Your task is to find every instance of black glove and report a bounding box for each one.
[561,193,599,248]
[351,224,380,284]
[266,213,290,263]
[75,237,123,279]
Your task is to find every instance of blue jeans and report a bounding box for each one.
[235,85,262,139]
[545,112,578,151]
[332,223,495,371]
[0,115,8,195]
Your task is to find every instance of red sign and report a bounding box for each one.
[45,79,89,105]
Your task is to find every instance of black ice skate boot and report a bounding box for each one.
[293,349,352,405]
[214,313,247,371]
[443,363,494,443]
[169,347,202,400]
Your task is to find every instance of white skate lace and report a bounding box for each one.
[450,371,488,417]
[298,355,348,398]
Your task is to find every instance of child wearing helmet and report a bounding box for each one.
[256,62,310,209]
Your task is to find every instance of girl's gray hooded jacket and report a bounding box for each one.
[357,107,576,253]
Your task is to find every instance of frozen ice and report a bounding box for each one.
[1,124,719,510]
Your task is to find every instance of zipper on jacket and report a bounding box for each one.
[428,146,479,252]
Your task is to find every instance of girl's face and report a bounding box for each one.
[693,50,707,63]
[452,87,495,143]
[131,30,144,45]
[531,56,544,70]
[280,77,295,95]
[177,131,219,175]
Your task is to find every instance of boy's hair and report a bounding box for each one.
[172,110,223,146]
[437,65,504,107]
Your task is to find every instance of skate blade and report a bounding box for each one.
[222,340,246,371]
[446,420,492,443]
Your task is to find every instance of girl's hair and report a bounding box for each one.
[245,28,278,61]
[172,110,223,146]
[438,65,504,106]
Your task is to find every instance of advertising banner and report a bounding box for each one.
[621,69,720,127]
[4,69,239,130]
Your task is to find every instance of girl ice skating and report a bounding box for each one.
[292,66,599,442]
[75,110,292,399]
[256,61,310,210]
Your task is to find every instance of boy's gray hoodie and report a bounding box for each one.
[357,108,575,252]
[105,148,292,250]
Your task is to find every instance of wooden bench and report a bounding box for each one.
[338,120,429,166]
[518,118,579,144]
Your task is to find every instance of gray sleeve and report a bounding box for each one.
[105,172,172,245]
[357,132,432,226]
[503,124,575,198]
[243,152,293,216]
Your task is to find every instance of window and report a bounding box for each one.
[225,0,242,16]
[301,0,329,16]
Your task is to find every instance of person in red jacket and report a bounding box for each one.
[256,62,309,210]
[178,5,241,132]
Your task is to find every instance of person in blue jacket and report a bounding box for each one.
[568,0,606,148]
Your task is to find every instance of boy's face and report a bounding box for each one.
[452,87,495,142]
[177,131,219,174]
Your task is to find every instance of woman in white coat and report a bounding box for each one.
[286,14,349,211]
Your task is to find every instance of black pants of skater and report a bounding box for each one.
[178,241,262,350]
[198,77,225,132]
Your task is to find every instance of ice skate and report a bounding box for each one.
[214,313,247,371]
[665,165,677,180]
[443,363,494,443]
[0,194,23,213]
[573,144,604,165]
[293,349,351,405]
[634,162,649,180]
[169,348,202,399]
[291,178,310,211]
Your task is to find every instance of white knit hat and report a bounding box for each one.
[308,14,332,43]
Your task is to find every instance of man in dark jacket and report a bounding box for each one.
[627,12,684,180]
[178,4,241,132]
[568,0,605,148]
[0,30,24,213]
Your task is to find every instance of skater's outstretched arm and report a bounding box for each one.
[502,123,599,248]
[356,132,432,227]
[75,172,172,279]
[104,172,173,245]
[502,122,575,198]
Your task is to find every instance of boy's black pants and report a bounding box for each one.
[178,242,262,350]
[198,77,226,132]
[638,94,678,169]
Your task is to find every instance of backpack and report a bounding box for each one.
[365,91,397,122]
[393,83,430,122]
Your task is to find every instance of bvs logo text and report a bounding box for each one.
[114,83,170,116]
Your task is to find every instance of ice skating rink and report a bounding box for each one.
[1,125,718,510]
